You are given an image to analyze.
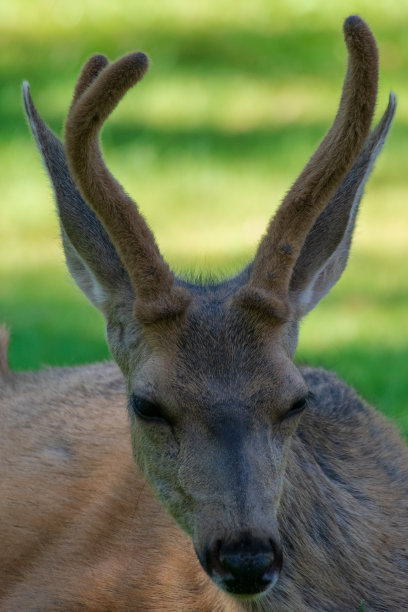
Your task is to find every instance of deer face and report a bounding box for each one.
[24,14,395,600]
[126,300,306,596]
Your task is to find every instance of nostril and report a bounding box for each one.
[205,536,282,596]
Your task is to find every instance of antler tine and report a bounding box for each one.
[65,53,191,322]
[237,16,378,321]
[70,54,109,109]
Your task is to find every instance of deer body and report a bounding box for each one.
[1,360,407,611]
[1,15,408,611]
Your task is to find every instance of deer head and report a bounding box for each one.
[23,16,395,599]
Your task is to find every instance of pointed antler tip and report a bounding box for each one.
[343,15,374,42]
[67,50,149,130]
[85,54,110,74]
[70,54,110,108]
[343,15,375,39]
[343,15,377,65]
[89,53,109,64]
[125,51,150,77]
[106,52,150,93]
[344,15,365,31]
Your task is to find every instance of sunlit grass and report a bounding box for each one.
[1,0,407,435]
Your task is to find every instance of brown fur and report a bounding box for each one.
[64,52,191,319]
[69,54,108,109]
[238,16,379,317]
[5,14,407,611]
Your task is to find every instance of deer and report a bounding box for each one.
[0,14,407,611]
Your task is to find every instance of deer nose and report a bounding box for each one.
[205,535,282,596]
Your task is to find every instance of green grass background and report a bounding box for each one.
[0,0,407,435]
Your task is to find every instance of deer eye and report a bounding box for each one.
[283,397,308,420]
[131,395,169,424]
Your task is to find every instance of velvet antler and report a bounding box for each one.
[236,16,379,321]
[65,53,191,323]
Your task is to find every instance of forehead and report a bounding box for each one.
[176,302,264,370]
[167,298,299,398]
[135,296,306,414]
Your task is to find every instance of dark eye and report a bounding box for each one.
[131,395,169,423]
[284,397,308,420]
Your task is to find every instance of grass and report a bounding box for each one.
[0,0,407,436]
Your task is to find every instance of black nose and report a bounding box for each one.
[205,534,282,596]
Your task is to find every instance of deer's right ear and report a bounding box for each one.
[22,83,134,314]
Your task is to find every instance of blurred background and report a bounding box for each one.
[0,0,407,434]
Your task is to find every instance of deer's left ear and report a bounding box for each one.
[22,81,134,314]
[289,94,396,319]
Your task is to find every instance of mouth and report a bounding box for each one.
[212,566,280,599]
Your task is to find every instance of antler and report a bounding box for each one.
[236,16,379,320]
[70,54,109,108]
[65,53,191,323]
